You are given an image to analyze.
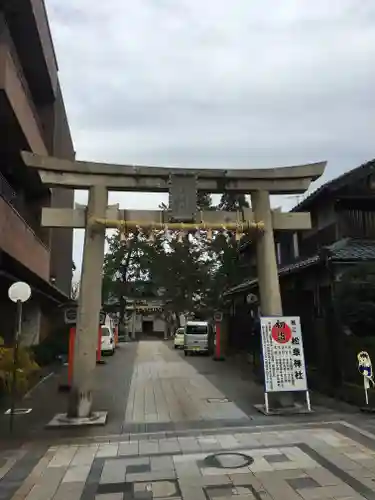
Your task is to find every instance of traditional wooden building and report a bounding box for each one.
[125,299,165,338]
[224,160,375,401]
[104,281,167,339]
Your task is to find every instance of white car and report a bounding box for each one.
[174,327,185,349]
[101,325,115,355]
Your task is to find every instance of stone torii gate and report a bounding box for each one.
[22,151,325,420]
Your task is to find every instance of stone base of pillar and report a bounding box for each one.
[46,411,108,428]
[67,389,93,419]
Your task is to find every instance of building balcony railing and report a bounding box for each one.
[0,172,50,280]
[0,171,17,208]
[0,44,47,155]
[0,172,47,242]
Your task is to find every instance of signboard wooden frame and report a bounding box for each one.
[260,315,311,414]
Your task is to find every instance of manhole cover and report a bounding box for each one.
[203,452,253,469]
[206,398,230,403]
[4,408,32,415]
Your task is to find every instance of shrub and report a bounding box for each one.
[31,326,69,366]
[0,337,40,396]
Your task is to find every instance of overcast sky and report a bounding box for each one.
[46,0,375,276]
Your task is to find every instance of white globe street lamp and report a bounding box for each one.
[7,281,32,433]
[8,282,31,304]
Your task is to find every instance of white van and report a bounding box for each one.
[100,318,116,355]
[184,321,214,356]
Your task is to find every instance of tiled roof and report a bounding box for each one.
[292,159,375,212]
[278,255,320,276]
[223,238,375,296]
[328,238,375,261]
[223,278,258,295]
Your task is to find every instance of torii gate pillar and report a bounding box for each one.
[251,190,282,316]
[252,190,295,408]
[68,186,107,418]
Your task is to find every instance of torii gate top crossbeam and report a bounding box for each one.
[22,152,326,195]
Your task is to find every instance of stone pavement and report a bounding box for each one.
[0,342,138,444]
[125,342,248,424]
[0,340,356,444]
[1,340,374,499]
[121,341,355,435]
[2,420,375,499]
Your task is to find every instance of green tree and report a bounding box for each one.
[204,231,244,311]
[102,191,251,326]
[197,192,250,310]
[197,192,213,210]
[140,231,212,320]
[218,193,249,211]
[102,229,148,326]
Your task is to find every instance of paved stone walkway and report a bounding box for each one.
[2,420,375,499]
[0,340,350,444]
[2,340,374,499]
[125,342,248,424]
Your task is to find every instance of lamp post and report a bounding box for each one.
[8,281,32,433]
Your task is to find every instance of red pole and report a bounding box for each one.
[97,327,102,363]
[68,327,75,386]
[213,317,225,361]
[215,322,221,358]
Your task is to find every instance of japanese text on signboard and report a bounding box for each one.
[260,316,307,393]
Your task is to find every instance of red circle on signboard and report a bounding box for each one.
[271,322,292,344]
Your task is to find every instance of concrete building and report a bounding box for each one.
[0,1,74,345]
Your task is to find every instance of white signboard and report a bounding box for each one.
[260,316,307,393]
[214,311,223,322]
[64,308,106,326]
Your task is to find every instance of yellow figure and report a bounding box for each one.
[357,351,374,383]
[357,351,375,406]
